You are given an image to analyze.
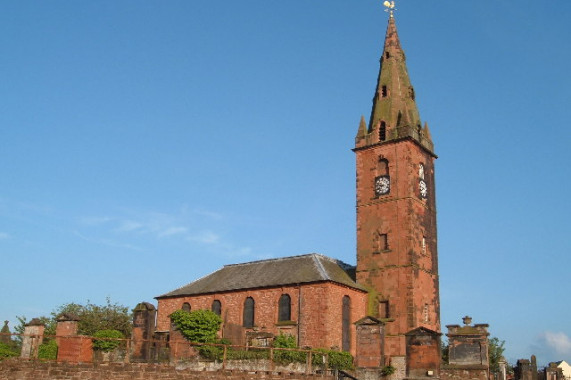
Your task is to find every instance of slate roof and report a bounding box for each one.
[156,253,366,298]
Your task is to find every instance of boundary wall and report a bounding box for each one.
[0,360,335,380]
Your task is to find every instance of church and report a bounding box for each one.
[155,6,441,378]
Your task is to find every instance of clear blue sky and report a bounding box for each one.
[1,0,570,366]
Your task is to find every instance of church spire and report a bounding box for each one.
[355,15,434,156]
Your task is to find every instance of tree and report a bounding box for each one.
[488,337,506,373]
[14,298,132,339]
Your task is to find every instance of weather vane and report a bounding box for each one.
[383,1,396,18]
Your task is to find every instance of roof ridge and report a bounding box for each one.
[156,267,221,297]
[223,253,323,268]
[312,255,330,280]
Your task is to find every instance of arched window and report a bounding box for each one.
[342,296,351,352]
[379,121,387,141]
[212,300,222,316]
[181,303,191,312]
[243,297,255,328]
[278,294,291,322]
[419,163,425,180]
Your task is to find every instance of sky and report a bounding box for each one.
[1,0,570,367]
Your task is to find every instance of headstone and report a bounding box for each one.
[131,302,157,361]
[20,318,45,359]
[446,316,489,367]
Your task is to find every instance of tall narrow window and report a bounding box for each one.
[278,294,291,322]
[243,297,255,328]
[379,121,387,141]
[423,304,430,323]
[379,300,390,319]
[342,296,351,352]
[378,158,389,176]
[385,51,390,59]
[212,300,222,316]
[373,231,389,253]
[181,303,191,312]
[381,85,388,98]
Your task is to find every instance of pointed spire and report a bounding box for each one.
[355,15,434,156]
[356,115,368,141]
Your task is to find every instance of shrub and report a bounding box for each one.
[311,348,353,370]
[0,342,18,360]
[92,329,124,352]
[169,309,222,344]
[38,340,58,360]
[273,334,305,364]
[381,365,396,376]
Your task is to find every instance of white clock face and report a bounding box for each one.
[419,179,428,198]
[375,176,390,196]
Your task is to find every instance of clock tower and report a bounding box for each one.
[354,13,441,364]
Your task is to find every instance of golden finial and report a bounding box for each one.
[383,1,396,18]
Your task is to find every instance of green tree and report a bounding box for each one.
[488,337,506,373]
[14,298,132,339]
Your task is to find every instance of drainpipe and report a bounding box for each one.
[297,284,302,346]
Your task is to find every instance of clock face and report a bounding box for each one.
[419,179,428,199]
[375,176,390,196]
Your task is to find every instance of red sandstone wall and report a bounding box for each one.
[157,281,367,356]
[0,360,334,380]
[355,139,440,358]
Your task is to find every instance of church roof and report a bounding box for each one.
[156,253,366,298]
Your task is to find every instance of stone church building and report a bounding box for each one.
[156,11,444,379]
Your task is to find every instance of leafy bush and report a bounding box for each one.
[169,309,222,344]
[38,340,58,360]
[381,365,396,376]
[92,329,124,352]
[311,348,353,370]
[0,342,18,360]
[273,334,305,364]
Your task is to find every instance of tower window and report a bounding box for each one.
[419,163,425,179]
[373,231,389,253]
[342,296,351,352]
[211,300,222,316]
[422,236,426,255]
[379,121,387,141]
[278,294,291,322]
[423,304,430,323]
[243,297,255,328]
[379,301,390,319]
[409,86,415,101]
[385,51,390,59]
[381,85,388,98]
[378,158,389,176]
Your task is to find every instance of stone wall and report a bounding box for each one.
[0,360,335,380]
[441,366,489,380]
